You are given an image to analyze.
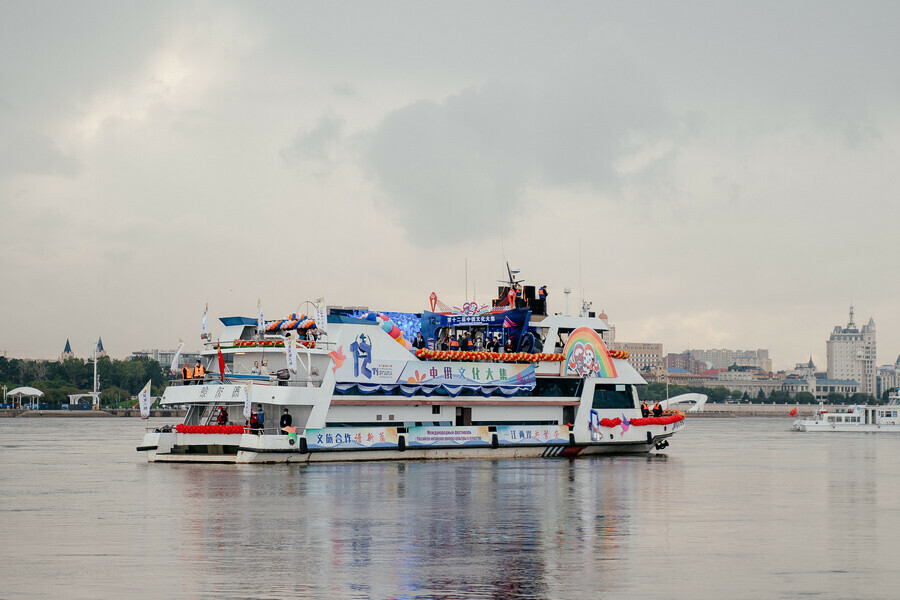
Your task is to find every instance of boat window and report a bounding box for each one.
[524,378,582,397]
[592,384,634,410]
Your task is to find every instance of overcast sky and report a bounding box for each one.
[2,1,898,370]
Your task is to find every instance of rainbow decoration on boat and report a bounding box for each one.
[561,327,617,378]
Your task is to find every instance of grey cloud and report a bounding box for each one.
[0,120,79,179]
[280,115,344,164]
[362,52,676,245]
[332,82,357,97]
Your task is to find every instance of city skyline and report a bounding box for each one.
[1,2,899,368]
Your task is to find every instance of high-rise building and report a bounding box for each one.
[826,306,876,397]
[61,339,74,361]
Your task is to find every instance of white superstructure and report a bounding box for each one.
[139,295,685,463]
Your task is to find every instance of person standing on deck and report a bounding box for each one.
[257,404,266,432]
[193,360,205,384]
[181,363,193,384]
[280,409,292,434]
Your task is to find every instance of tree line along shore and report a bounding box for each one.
[1,356,168,408]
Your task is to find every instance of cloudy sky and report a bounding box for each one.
[2,1,898,370]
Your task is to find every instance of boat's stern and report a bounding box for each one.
[137,427,177,461]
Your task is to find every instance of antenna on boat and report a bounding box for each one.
[579,240,583,308]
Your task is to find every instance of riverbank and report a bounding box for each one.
[0,409,187,418]
[687,403,818,418]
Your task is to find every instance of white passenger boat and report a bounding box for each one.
[139,284,685,463]
[792,394,900,432]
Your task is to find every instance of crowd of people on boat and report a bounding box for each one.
[213,404,295,435]
[413,330,538,354]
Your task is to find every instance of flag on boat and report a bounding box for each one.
[503,316,515,328]
[314,297,328,336]
[216,343,226,382]
[243,382,252,420]
[789,406,799,417]
[257,298,264,335]
[201,303,209,340]
[169,339,184,374]
[282,425,298,443]
[137,379,153,419]
[284,332,297,373]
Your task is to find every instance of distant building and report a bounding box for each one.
[826,306,876,397]
[597,311,615,344]
[688,348,772,372]
[596,311,662,374]
[131,348,201,369]
[787,357,818,378]
[665,352,710,375]
[876,355,900,399]
[782,377,859,402]
[61,339,74,361]
[611,342,664,373]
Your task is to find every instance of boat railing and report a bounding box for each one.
[209,340,337,352]
[166,374,325,388]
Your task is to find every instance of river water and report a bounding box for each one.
[1,417,898,599]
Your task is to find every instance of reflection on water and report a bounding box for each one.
[1,418,899,599]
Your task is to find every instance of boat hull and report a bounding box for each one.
[140,430,676,464]
[792,421,900,432]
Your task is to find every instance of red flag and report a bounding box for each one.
[217,343,226,382]
[789,407,798,417]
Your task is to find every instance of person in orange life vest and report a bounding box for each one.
[538,285,548,300]
[449,335,460,349]
[181,363,192,382]
[216,406,228,425]
[641,402,650,417]
[652,403,663,417]
[193,360,205,384]
[462,332,473,351]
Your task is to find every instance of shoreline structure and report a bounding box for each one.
[0,404,838,419]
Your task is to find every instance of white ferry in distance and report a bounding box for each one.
[139,269,685,463]
[792,393,900,432]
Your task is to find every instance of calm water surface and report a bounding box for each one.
[1,417,899,599]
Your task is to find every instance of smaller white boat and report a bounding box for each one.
[792,393,900,432]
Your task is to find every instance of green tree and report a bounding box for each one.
[100,386,132,407]
[825,392,845,404]
[795,391,815,404]
[849,393,872,405]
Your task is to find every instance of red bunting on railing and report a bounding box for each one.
[175,424,244,434]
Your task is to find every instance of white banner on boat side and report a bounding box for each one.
[198,385,247,403]
[407,426,492,447]
[305,427,399,450]
[314,297,328,336]
[497,425,569,445]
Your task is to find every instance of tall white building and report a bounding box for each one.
[826,306,876,397]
